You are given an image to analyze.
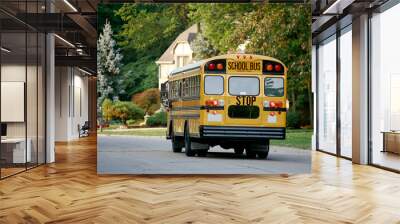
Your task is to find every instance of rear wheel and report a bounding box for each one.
[197,151,207,157]
[257,151,269,159]
[246,141,270,159]
[184,124,195,157]
[246,149,257,158]
[172,135,183,153]
[234,147,245,155]
[170,125,183,153]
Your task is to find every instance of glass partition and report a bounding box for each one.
[339,26,352,158]
[371,4,400,171]
[0,1,46,179]
[1,31,28,177]
[317,35,337,154]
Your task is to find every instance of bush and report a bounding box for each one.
[112,101,145,125]
[132,88,160,115]
[101,98,114,123]
[126,119,137,125]
[146,111,167,127]
[287,111,301,129]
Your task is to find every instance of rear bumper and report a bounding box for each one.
[200,126,285,140]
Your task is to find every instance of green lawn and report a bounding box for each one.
[99,127,166,137]
[270,129,312,149]
[99,127,312,149]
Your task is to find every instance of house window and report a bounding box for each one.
[177,56,189,68]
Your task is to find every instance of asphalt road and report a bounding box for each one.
[97,135,311,174]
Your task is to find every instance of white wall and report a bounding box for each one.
[55,67,89,141]
[158,63,175,89]
[158,42,195,89]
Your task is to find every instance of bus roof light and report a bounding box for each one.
[217,63,224,70]
[266,64,273,72]
[208,63,215,70]
[275,64,282,72]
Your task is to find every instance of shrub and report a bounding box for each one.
[132,88,160,115]
[126,119,137,125]
[101,98,114,123]
[112,101,144,125]
[146,111,167,127]
[287,111,301,129]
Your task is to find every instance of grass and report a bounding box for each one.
[99,127,166,137]
[99,127,312,149]
[270,129,312,149]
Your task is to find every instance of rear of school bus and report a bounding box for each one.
[198,54,287,158]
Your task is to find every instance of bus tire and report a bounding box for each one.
[171,124,183,153]
[172,135,183,153]
[255,141,270,159]
[184,123,195,157]
[257,151,269,159]
[197,151,207,157]
[234,147,244,155]
[246,149,257,158]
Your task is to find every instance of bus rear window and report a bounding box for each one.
[204,75,224,95]
[265,78,284,97]
[228,77,259,96]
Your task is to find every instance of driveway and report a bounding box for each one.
[97,135,311,174]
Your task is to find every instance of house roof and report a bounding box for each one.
[156,24,198,64]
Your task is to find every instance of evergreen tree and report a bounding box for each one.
[97,19,123,109]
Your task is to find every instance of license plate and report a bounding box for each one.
[227,60,261,73]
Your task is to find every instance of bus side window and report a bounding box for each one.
[179,81,183,98]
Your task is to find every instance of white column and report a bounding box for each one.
[352,14,369,164]
[46,33,55,163]
[311,45,317,151]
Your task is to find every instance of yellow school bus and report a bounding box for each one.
[161,54,287,159]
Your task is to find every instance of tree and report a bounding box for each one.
[101,98,114,123]
[190,31,218,61]
[97,19,123,109]
[194,4,312,125]
[112,101,144,125]
[132,88,160,114]
[114,4,190,100]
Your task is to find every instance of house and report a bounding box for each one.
[156,24,198,89]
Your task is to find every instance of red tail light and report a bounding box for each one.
[275,64,282,72]
[208,63,215,70]
[206,99,218,106]
[269,101,283,108]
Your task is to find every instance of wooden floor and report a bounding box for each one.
[1,136,400,223]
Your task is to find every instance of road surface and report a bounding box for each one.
[98,135,311,174]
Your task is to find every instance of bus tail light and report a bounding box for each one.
[218,99,224,106]
[269,101,283,108]
[206,99,218,106]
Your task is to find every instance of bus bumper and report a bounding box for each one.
[200,126,286,140]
